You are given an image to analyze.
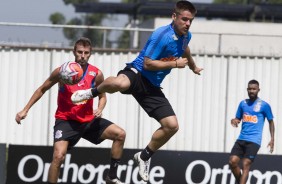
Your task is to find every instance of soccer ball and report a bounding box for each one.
[59,61,83,85]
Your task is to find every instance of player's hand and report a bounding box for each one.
[15,110,28,124]
[267,140,274,153]
[231,118,240,127]
[176,57,188,68]
[193,67,203,75]
[94,109,103,118]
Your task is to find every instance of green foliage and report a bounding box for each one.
[63,18,83,43]
[49,12,66,25]
[49,0,106,46]
[117,31,131,49]
[61,15,105,46]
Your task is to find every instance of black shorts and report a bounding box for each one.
[54,118,113,149]
[230,140,260,162]
[117,66,175,121]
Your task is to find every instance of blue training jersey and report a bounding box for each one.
[129,23,192,87]
[235,98,273,146]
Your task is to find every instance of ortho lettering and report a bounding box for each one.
[18,155,44,182]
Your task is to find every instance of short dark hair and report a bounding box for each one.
[74,37,92,50]
[173,1,197,15]
[248,79,259,86]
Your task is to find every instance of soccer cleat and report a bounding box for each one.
[133,152,151,182]
[105,176,124,184]
[71,89,93,104]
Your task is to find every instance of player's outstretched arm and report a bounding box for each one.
[268,120,275,153]
[182,46,203,75]
[143,57,180,70]
[94,70,107,118]
[15,68,60,124]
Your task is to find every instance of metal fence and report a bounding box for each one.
[2,21,282,57]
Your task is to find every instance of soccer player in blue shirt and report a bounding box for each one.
[229,79,275,184]
[71,0,203,182]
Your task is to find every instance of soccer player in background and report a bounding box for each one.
[15,37,126,184]
[71,1,203,182]
[229,79,275,184]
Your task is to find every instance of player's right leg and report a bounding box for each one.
[48,140,68,183]
[98,74,131,94]
[49,119,83,183]
[71,73,131,104]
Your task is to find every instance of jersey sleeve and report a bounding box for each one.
[235,101,244,119]
[263,102,274,122]
[144,30,168,60]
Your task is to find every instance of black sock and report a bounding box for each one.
[108,158,120,179]
[140,146,155,161]
[91,87,101,98]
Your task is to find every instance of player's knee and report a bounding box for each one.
[160,116,179,134]
[166,122,179,134]
[229,158,237,168]
[113,81,128,91]
[110,76,129,90]
[242,160,252,169]
[116,128,126,142]
[52,151,66,166]
[172,124,179,133]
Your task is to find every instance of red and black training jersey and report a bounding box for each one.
[55,63,99,123]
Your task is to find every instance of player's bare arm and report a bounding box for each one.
[143,57,179,70]
[268,120,275,153]
[182,46,203,75]
[231,118,241,128]
[94,70,107,117]
[15,68,60,124]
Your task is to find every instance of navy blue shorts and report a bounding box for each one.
[118,66,175,121]
[230,140,260,162]
[54,118,113,149]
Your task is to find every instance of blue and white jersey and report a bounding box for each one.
[129,23,192,87]
[235,98,273,146]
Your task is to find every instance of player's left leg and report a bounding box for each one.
[100,123,126,161]
[240,158,252,184]
[240,141,260,184]
[83,118,126,184]
[133,90,178,182]
[149,115,179,151]
[101,124,126,184]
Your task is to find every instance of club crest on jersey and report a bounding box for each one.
[253,101,261,112]
[172,34,178,40]
[89,71,96,77]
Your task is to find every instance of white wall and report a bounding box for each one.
[1,48,281,155]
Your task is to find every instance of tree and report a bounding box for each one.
[49,0,107,46]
